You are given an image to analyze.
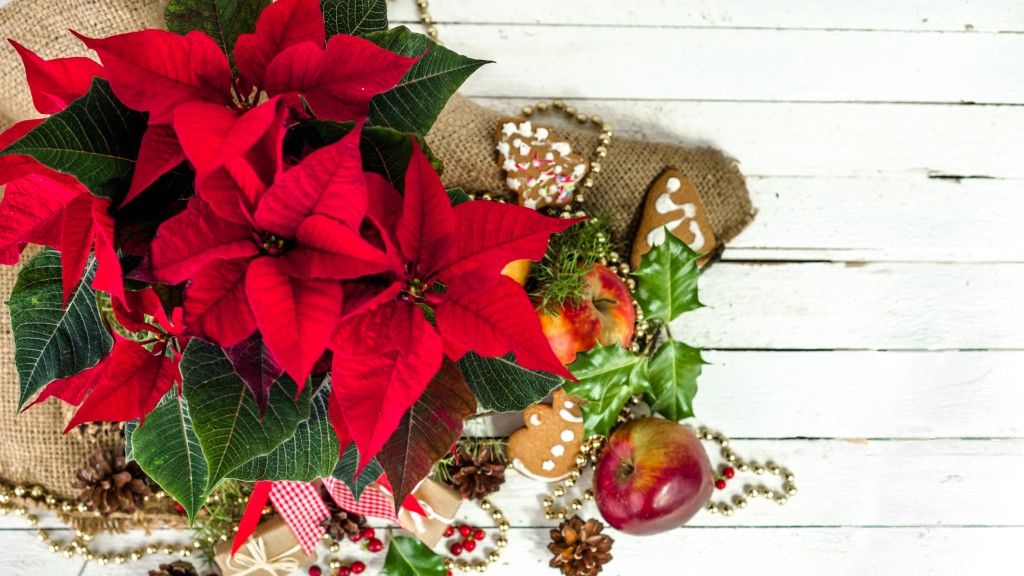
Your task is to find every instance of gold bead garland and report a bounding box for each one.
[440,498,510,574]
[689,426,798,517]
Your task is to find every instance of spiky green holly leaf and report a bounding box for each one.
[366,26,490,134]
[125,392,208,521]
[381,536,446,576]
[634,232,703,323]
[377,359,476,507]
[179,340,311,494]
[228,380,339,482]
[332,443,384,500]
[321,0,388,37]
[458,352,561,413]
[165,0,268,58]
[647,340,704,421]
[7,249,113,408]
[0,79,146,199]
[564,345,650,436]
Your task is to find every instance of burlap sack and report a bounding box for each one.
[0,0,752,526]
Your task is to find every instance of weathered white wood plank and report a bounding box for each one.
[0,529,83,575]
[390,0,1024,33]
[468,351,1024,439]
[671,262,1024,350]
[446,26,1024,104]
[724,177,1024,263]
[469,98,1024,178]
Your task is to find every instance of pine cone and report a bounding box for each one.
[75,440,152,515]
[319,484,367,540]
[548,516,614,576]
[446,446,506,500]
[147,560,199,576]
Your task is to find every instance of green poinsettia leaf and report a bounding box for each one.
[321,0,388,37]
[378,359,477,507]
[458,352,561,413]
[332,443,383,500]
[7,249,113,408]
[447,187,470,206]
[381,536,446,576]
[0,79,146,199]
[228,379,339,482]
[125,392,208,521]
[165,0,268,57]
[647,340,704,421]
[366,26,490,134]
[634,232,703,324]
[564,345,650,437]
[179,340,311,494]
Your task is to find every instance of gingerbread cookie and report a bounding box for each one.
[631,168,717,268]
[507,389,585,482]
[495,118,589,209]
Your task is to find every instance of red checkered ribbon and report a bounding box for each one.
[232,477,428,557]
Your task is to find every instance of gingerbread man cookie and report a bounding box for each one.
[495,118,589,210]
[631,168,717,268]
[507,389,585,482]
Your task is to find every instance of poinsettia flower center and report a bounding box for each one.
[259,232,291,256]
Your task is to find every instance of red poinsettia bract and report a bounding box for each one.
[75,0,419,205]
[149,124,391,387]
[329,141,581,469]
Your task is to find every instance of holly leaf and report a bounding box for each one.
[228,379,339,482]
[447,187,470,206]
[634,232,703,324]
[332,443,384,500]
[366,26,490,134]
[179,340,311,493]
[125,391,208,521]
[565,345,650,437]
[647,341,704,421]
[321,0,388,38]
[381,536,446,576]
[0,79,146,200]
[165,0,269,58]
[377,358,477,508]
[7,249,113,408]
[458,352,561,413]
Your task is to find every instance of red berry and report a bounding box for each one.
[446,572,453,576]
[715,478,727,490]
[459,524,472,537]
[351,561,366,574]
[473,529,486,541]
[443,525,455,537]
[724,467,736,479]
[463,539,476,552]
[360,527,376,540]
[367,538,384,553]
[348,533,362,542]
[450,542,463,556]
[338,568,350,576]
[308,567,322,576]
[173,503,186,515]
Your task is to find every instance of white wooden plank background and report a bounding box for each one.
[1,0,1023,575]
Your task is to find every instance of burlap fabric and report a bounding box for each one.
[0,0,752,526]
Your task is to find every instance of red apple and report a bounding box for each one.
[594,418,713,535]
[539,263,636,365]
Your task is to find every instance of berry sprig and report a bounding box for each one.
[310,526,384,576]
[444,523,488,557]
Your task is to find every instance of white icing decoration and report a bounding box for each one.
[559,409,583,423]
[529,413,542,426]
[511,458,570,482]
[550,142,571,156]
[564,400,575,409]
[646,184,707,251]
[501,122,518,137]
[551,445,565,457]
[535,127,549,139]
[541,460,555,471]
[560,430,575,442]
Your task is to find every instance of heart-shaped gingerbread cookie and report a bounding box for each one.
[495,118,589,209]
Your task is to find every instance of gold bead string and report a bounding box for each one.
[689,426,798,517]
[413,0,440,43]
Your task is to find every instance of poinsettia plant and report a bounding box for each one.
[0,0,579,518]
